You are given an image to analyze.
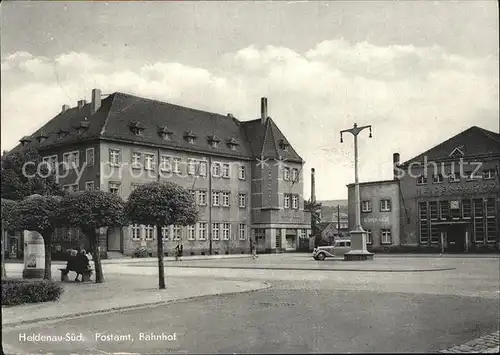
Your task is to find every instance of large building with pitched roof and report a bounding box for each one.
[11,89,311,257]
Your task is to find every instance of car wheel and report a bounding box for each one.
[317,252,326,261]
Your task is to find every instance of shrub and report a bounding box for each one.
[133,247,151,258]
[2,278,64,306]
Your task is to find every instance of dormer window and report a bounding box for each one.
[158,126,173,140]
[76,120,90,135]
[129,120,145,136]
[184,130,197,144]
[226,137,239,151]
[207,135,220,148]
[19,136,32,146]
[56,128,69,139]
[37,131,49,144]
[278,139,289,151]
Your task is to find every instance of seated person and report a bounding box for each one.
[65,249,88,282]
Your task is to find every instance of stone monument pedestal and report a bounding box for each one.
[343,229,374,261]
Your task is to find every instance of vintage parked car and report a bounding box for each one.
[312,239,351,260]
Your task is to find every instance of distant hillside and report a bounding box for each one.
[318,199,348,222]
[318,199,348,207]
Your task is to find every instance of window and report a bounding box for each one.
[222,163,230,178]
[42,155,58,173]
[222,223,230,240]
[380,199,391,212]
[212,162,221,177]
[160,156,171,171]
[419,202,429,244]
[198,223,207,240]
[449,172,460,183]
[188,159,196,175]
[239,224,246,240]
[433,174,443,183]
[187,137,195,144]
[63,184,79,193]
[450,200,461,219]
[63,151,80,169]
[187,225,196,240]
[439,201,450,219]
[131,224,141,240]
[211,141,219,148]
[212,191,220,206]
[222,192,230,207]
[189,190,196,202]
[132,152,141,169]
[86,148,94,167]
[254,228,266,240]
[473,199,484,218]
[361,201,372,213]
[283,167,290,181]
[486,198,496,217]
[417,175,427,185]
[487,219,497,243]
[238,165,246,180]
[292,195,299,209]
[284,194,291,209]
[173,158,181,173]
[483,169,496,180]
[173,225,181,240]
[161,226,169,240]
[144,154,155,171]
[199,161,207,176]
[212,223,220,240]
[430,226,440,244]
[292,168,299,182]
[238,193,247,208]
[109,149,121,166]
[145,225,154,240]
[366,229,372,244]
[429,201,438,220]
[131,184,142,192]
[381,229,392,245]
[462,199,472,219]
[85,181,95,191]
[108,182,120,195]
[198,190,207,205]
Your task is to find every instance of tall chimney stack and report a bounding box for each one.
[393,153,400,180]
[261,97,268,126]
[91,88,102,115]
[311,168,316,203]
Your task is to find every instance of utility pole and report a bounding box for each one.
[340,123,374,261]
[337,204,341,233]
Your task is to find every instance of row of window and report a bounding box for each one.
[283,167,300,182]
[418,198,496,221]
[416,169,496,185]
[42,148,95,171]
[364,228,392,245]
[284,194,300,209]
[361,199,392,213]
[419,219,497,245]
[131,223,248,241]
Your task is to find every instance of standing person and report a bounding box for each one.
[175,244,180,261]
[179,244,183,261]
[252,240,258,259]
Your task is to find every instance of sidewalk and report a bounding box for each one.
[2,274,269,327]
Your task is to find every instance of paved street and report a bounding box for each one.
[3,254,499,353]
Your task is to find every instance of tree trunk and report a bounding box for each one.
[88,231,104,283]
[42,231,52,280]
[156,224,166,289]
[1,228,6,279]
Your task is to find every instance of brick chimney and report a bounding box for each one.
[61,104,70,113]
[77,100,86,109]
[393,152,400,180]
[261,97,268,126]
[311,168,316,203]
[91,88,101,115]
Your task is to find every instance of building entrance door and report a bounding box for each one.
[107,228,121,252]
[446,224,466,253]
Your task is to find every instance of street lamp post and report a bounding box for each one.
[340,123,374,261]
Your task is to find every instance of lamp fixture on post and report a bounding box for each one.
[340,122,374,261]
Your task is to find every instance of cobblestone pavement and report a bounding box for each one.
[440,331,499,353]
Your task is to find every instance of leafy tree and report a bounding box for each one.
[124,182,199,289]
[305,199,322,237]
[1,148,62,201]
[58,190,127,283]
[16,195,61,280]
[1,198,19,278]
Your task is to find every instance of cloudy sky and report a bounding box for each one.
[1,1,498,200]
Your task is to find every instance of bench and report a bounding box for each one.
[58,268,93,282]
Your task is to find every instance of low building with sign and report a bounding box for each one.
[347,180,401,251]
[397,126,500,252]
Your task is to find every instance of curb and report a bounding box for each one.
[139,265,457,273]
[2,282,271,328]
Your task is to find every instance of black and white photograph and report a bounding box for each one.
[1,1,499,354]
